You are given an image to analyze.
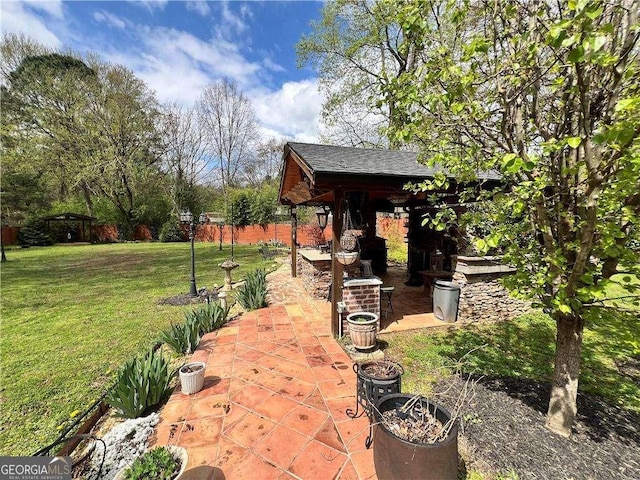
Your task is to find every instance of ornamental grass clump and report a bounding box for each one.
[235,268,268,311]
[159,319,200,355]
[188,302,230,335]
[106,349,173,419]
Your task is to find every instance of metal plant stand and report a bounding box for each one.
[346,360,403,448]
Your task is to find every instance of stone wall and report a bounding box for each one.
[297,253,332,299]
[453,256,532,323]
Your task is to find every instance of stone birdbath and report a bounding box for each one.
[219,259,239,291]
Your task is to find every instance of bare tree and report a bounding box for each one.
[196,79,261,192]
[242,137,286,186]
[160,102,208,214]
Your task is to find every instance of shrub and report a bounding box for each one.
[159,319,200,355]
[17,219,53,246]
[158,220,185,242]
[106,349,173,419]
[188,302,230,335]
[236,268,268,311]
[123,446,180,480]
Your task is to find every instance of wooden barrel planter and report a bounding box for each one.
[346,312,378,350]
[373,394,458,480]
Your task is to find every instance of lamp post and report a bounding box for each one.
[180,210,208,297]
[208,213,225,251]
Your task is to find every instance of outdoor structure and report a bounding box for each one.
[42,212,96,243]
[278,142,502,336]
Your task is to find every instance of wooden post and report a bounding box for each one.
[331,190,344,337]
[291,206,297,278]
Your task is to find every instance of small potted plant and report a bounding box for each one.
[346,312,378,350]
[179,361,206,395]
[114,446,188,480]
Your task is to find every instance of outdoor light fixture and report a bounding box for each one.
[316,206,330,232]
[209,213,225,251]
[180,209,208,297]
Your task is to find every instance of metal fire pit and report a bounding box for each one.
[346,360,403,448]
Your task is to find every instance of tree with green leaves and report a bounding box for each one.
[373,0,639,437]
[298,0,431,147]
[85,59,165,235]
[1,51,99,217]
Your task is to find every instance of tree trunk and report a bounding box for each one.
[545,313,585,437]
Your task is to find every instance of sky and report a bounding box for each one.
[0,0,326,142]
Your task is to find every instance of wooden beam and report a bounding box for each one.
[331,190,344,337]
[291,209,297,277]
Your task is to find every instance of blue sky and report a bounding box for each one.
[1,0,325,141]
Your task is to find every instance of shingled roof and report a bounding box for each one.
[287,142,501,181]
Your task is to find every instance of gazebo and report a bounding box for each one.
[278,142,501,336]
[42,212,96,243]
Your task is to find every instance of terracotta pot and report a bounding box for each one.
[179,361,206,395]
[346,312,378,350]
[373,394,458,480]
[113,445,188,480]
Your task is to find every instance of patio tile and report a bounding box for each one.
[229,384,272,410]
[150,421,182,447]
[335,417,372,453]
[187,394,230,420]
[176,417,223,448]
[338,461,361,480]
[350,448,377,480]
[214,434,250,473]
[221,402,250,433]
[205,363,233,379]
[288,440,347,480]
[194,376,230,398]
[224,410,277,448]
[314,417,346,453]
[254,370,292,393]
[325,396,359,422]
[253,424,310,470]
[277,377,316,402]
[215,334,238,345]
[159,397,191,423]
[303,388,328,412]
[317,378,353,400]
[223,451,283,480]
[253,393,301,422]
[281,404,329,438]
[185,445,219,470]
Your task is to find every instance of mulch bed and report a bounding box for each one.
[158,289,219,306]
[436,375,640,479]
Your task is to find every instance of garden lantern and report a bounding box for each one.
[180,209,208,297]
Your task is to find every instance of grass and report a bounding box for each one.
[382,289,640,414]
[0,242,278,455]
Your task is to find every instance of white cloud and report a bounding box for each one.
[93,11,127,30]
[214,1,252,39]
[249,79,323,143]
[0,1,62,48]
[186,1,210,17]
[262,57,285,73]
[127,0,168,13]
[23,0,64,19]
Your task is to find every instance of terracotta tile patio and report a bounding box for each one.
[152,264,379,480]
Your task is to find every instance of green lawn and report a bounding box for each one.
[0,242,276,455]
[382,294,640,414]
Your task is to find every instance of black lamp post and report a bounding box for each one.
[180,210,208,297]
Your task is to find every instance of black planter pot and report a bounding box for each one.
[373,394,458,480]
